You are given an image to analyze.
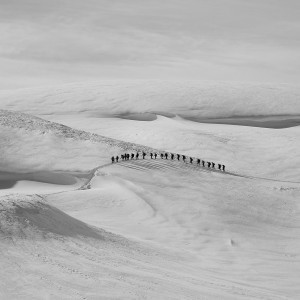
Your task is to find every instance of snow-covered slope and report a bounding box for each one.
[0,81,299,299]
[0,109,157,174]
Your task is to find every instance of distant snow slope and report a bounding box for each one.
[0,80,299,118]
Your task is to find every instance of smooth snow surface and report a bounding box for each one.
[0,81,299,299]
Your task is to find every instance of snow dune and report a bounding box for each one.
[0,81,300,299]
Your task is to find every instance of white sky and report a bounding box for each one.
[0,0,299,89]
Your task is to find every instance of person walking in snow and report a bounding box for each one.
[142,152,146,159]
[212,162,215,168]
[190,157,193,164]
[131,153,134,159]
[218,164,221,170]
[177,154,180,160]
[150,153,153,159]
[126,153,130,160]
[111,156,115,163]
[136,152,139,159]
[222,165,225,172]
[182,155,186,162]
[197,158,200,165]
[207,162,211,168]
[171,153,174,160]
[116,156,119,162]
[165,153,168,159]
[154,153,157,159]
[202,160,205,167]
[160,153,164,159]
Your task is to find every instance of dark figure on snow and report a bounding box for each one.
[121,155,124,160]
[202,160,205,167]
[150,153,153,159]
[165,153,168,159]
[131,153,134,159]
[111,156,115,163]
[171,153,174,160]
[222,165,225,172]
[197,159,200,165]
[177,154,180,160]
[212,162,215,168]
[160,153,164,159]
[218,164,221,170]
[154,153,157,159]
[136,152,139,159]
[127,154,130,160]
[182,155,186,162]
[190,157,193,164]
[116,156,119,162]
[207,162,211,168]
[124,153,127,160]
[142,152,146,159]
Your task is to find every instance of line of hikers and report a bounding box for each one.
[111,152,226,171]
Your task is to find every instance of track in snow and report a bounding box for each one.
[107,158,225,175]
[97,158,300,185]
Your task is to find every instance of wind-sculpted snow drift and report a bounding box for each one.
[0,82,300,299]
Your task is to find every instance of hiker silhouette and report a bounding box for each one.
[111,156,115,163]
[177,154,180,160]
[171,153,174,160]
[197,159,200,165]
[136,152,139,159]
[116,156,119,162]
[150,153,153,159]
[207,162,211,168]
[165,153,168,159]
[154,153,157,159]
[190,157,193,164]
[222,165,225,172]
[202,160,205,167]
[131,153,134,159]
[160,153,164,159]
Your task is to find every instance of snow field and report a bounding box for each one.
[0,81,299,299]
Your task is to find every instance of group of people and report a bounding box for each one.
[111,151,226,171]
